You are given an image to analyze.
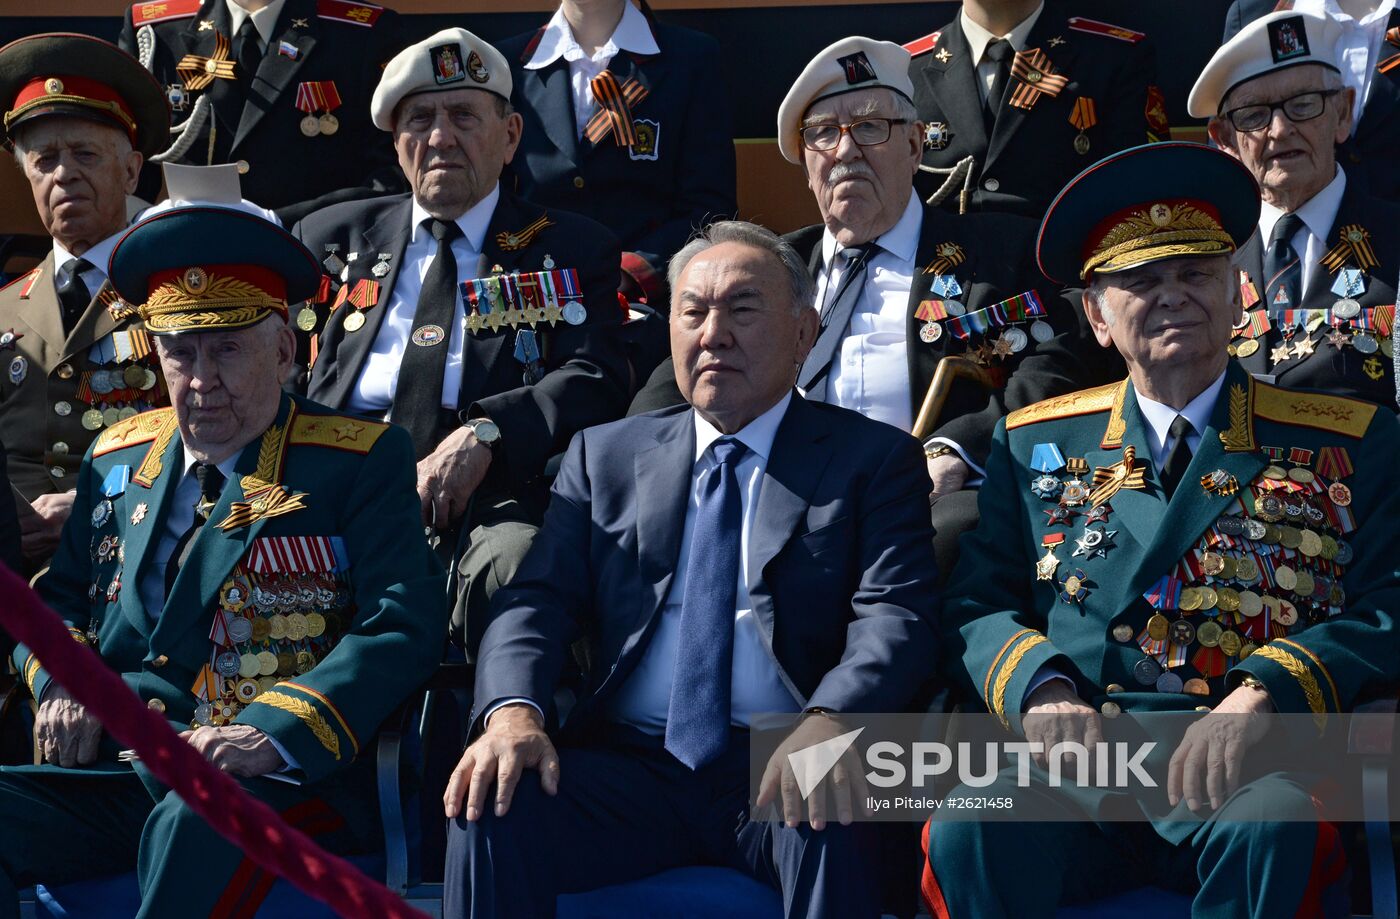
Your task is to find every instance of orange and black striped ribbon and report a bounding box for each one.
[495,214,555,251]
[1008,48,1068,111]
[1069,96,1097,131]
[1321,224,1379,274]
[177,32,238,91]
[584,71,649,146]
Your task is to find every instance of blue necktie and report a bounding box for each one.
[665,438,746,770]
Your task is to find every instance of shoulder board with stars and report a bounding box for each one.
[1066,16,1146,43]
[316,0,385,27]
[289,412,389,453]
[1252,379,1377,440]
[130,0,201,26]
[903,31,942,57]
[93,408,176,457]
[0,267,40,299]
[1006,380,1123,430]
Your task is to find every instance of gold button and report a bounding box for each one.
[1195,705,1212,713]
[152,655,169,668]
[1100,701,1121,717]
[236,160,250,175]
[1105,683,1124,694]
[572,176,585,189]
[55,363,74,380]
[147,698,167,713]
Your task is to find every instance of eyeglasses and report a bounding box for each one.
[1222,90,1340,133]
[800,117,909,151]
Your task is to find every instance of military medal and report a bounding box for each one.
[0,329,20,351]
[1332,297,1361,320]
[1200,469,1239,496]
[130,502,148,526]
[1071,526,1117,559]
[1030,319,1054,342]
[919,321,942,343]
[319,113,339,135]
[1058,568,1089,605]
[300,114,321,137]
[1031,474,1063,500]
[1037,534,1064,581]
[1068,97,1096,155]
[8,356,25,384]
[1234,338,1260,358]
[1060,457,1090,506]
[923,122,950,150]
[1155,671,1184,693]
[1354,332,1379,353]
[1002,326,1029,353]
[91,499,113,529]
[915,300,951,343]
[296,307,318,331]
[295,81,343,139]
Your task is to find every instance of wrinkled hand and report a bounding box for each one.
[417,426,493,529]
[1022,680,1102,773]
[181,724,286,777]
[22,490,75,562]
[36,684,103,767]
[445,704,559,822]
[927,453,969,498]
[756,713,868,831]
[1168,684,1273,812]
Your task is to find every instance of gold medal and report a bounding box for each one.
[318,113,339,135]
[1218,629,1243,657]
[1235,338,1260,358]
[1146,612,1170,641]
[1216,587,1241,612]
[1197,586,1219,610]
[81,409,105,430]
[1178,587,1203,612]
[300,114,321,136]
[251,617,272,642]
[257,650,279,676]
[123,364,146,388]
[1196,620,1223,648]
[1293,569,1316,597]
[238,653,261,679]
[1298,529,1323,558]
[1183,678,1211,696]
[276,652,296,676]
[268,614,289,641]
[1287,467,1314,484]
[343,310,366,332]
[1237,590,1264,617]
[305,612,326,638]
[296,307,317,332]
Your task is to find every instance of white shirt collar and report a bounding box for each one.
[409,183,500,253]
[180,443,243,482]
[53,228,125,281]
[692,391,792,464]
[1311,0,1395,25]
[1258,167,1346,246]
[1134,370,1227,456]
[820,193,923,269]
[525,1,660,70]
[960,1,1045,61]
[226,0,287,46]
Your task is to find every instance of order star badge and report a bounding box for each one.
[1271,343,1294,364]
[292,17,309,27]
[130,502,148,526]
[1291,336,1316,358]
[1072,526,1118,559]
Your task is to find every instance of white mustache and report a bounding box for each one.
[827,162,876,185]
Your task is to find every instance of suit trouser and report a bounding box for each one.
[442,723,884,919]
[923,771,1347,919]
[928,489,980,588]
[0,764,372,919]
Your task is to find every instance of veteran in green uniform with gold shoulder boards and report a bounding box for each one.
[922,142,1400,918]
[0,204,445,918]
[0,34,171,569]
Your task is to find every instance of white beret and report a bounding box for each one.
[777,37,914,164]
[371,28,511,131]
[1188,11,1343,118]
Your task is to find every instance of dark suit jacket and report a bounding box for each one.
[1224,1,1400,203]
[119,0,404,224]
[293,189,631,492]
[1232,177,1400,407]
[910,0,1159,218]
[497,21,737,271]
[472,396,940,735]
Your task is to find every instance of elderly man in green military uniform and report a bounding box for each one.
[0,204,445,918]
[0,34,171,569]
[922,142,1400,917]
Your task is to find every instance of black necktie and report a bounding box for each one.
[164,462,226,599]
[235,18,262,92]
[984,39,1014,126]
[798,244,877,392]
[54,258,94,336]
[1263,212,1304,311]
[391,218,463,459]
[1160,415,1195,498]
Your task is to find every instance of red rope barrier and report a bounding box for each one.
[0,563,428,919]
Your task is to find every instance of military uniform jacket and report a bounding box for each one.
[119,0,403,225]
[13,394,446,786]
[294,190,631,492]
[497,21,737,271]
[1232,176,1400,409]
[908,2,1161,218]
[1225,1,1400,203]
[0,256,167,503]
[948,361,1400,737]
[789,211,1110,467]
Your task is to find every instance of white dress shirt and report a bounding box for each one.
[815,195,923,433]
[348,184,499,415]
[1257,168,1346,295]
[226,0,287,50]
[1133,370,1226,471]
[960,2,1046,105]
[606,393,803,732]
[1291,0,1395,127]
[524,2,661,138]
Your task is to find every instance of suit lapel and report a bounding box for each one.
[185,1,243,142]
[61,279,121,364]
[520,60,580,166]
[17,256,66,356]
[920,23,989,159]
[1234,231,1268,376]
[633,411,695,622]
[747,397,835,640]
[985,16,1079,173]
[233,0,317,150]
[119,425,184,640]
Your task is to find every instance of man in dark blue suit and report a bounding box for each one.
[441,220,940,919]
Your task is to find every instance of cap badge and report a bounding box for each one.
[183,267,208,293]
[467,50,489,84]
[1268,16,1311,63]
[836,51,877,86]
[431,43,466,85]
[43,78,64,96]
[1149,203,1172,227]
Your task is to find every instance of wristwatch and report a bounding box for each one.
[924,443,954,460]
[464,417,501,448]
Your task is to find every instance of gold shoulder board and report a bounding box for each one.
[1252,382,1377,440]
[1006,381,1123,430]
[289,413,389,454]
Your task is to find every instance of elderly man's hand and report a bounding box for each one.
[1167,683,1273,812]
[445,703,559,822]
[756,712,868,831]
[36,684,103,767]
[22,490,75,562]
[927,453,969,498]
[417,425,493,529]
[181,724,286,777]
[1023,680,1102,772]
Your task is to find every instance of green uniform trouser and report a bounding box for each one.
[924,771,1341,918]
[0,765,372,919]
